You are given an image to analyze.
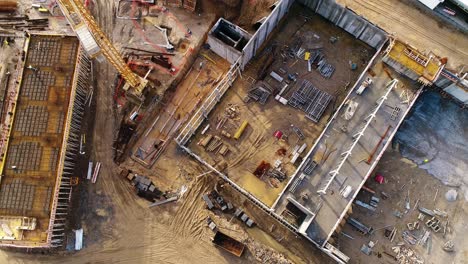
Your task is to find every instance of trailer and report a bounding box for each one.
[212,231,245,257]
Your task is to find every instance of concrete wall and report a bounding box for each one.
[207,35,242,64]
[230,0,387,69]
[444,84,468,104]
[297,0,387,48]
[434,69,457,88]
[431,69,468,105]
[435,70,468,104]
[207,18,251,65]
[240,0,294,69]
[382,56,420,81]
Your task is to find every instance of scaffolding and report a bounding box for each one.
[46,49,91,247]
[175,59,241,145]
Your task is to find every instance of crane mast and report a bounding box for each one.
[56,0,148,96]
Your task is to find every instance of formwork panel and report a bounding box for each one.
[0,35,80,247]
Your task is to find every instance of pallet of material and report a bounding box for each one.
[198,134,213,147]
[218,145,229,156]
[165,0,182,7]
[247,86,271,104]
[305,89,333,123]
[206,136,222,152]
[302,158,317,175]
[288,80,333,123]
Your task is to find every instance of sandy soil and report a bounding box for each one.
[3,1,465,263]
[336,0,468,70]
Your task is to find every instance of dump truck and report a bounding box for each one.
[212,231,245,257]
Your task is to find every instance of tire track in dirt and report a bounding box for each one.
[348,0,468,68]
[356,0,466,56]
[170,176,212,239]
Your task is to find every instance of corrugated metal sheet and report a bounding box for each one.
[74,228,83,250]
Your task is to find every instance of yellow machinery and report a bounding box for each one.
[55,0,148,96]
[233,121,248,140]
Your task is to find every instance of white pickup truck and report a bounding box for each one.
[356,77,373,95]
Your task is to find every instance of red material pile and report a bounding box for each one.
[0,1,17,12]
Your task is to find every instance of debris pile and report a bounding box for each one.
[442,240,454,252]
[392,246,424,264]
[202,190,233,212]
[247,239,293,264]
[253,160,288,188]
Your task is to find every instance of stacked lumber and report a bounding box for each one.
[0,16,49,31]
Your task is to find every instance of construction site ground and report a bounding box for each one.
[336,147,468,264]
[335,0,468,70]
[131,51,231,168]
[0,1,330,263]
[188,4,375,207]
[0,0,466,264]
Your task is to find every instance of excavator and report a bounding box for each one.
[55,0,149,97]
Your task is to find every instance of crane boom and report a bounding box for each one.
[56,0,147,95]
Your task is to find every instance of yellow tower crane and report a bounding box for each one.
[55,0,148,96]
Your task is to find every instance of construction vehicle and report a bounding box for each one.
[55,0,148,97]
[212,231,245,257]
[356,77,373,95]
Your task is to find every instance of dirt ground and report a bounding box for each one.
[335,147,468,264]
[335,0,468,71]
[0,1,331,263]
[188,5,375,207]
[217,179,334,264]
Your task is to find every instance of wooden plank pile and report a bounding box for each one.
[0,16,48,31]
